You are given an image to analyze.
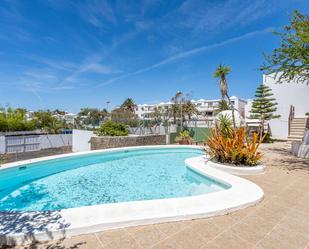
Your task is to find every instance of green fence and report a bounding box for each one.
[170,127,211,144]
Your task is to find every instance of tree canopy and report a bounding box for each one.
[250,84,280,122]
[261,10,309,84]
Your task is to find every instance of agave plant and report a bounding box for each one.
[216,114,233,138]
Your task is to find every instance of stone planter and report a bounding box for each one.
[178,139,191,145]
[206,160,265,175]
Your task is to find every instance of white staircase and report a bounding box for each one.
[288,117,309,141]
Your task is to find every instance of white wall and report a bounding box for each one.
[245,99,253,118]
[264,74,309,139]
[72,129,96,152]
[0,136,5,154]
[39,134,72,149]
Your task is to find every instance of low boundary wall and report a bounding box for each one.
[90,135,167,150]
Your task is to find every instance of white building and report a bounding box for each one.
[246,74,309,139]
[135,96,248,124]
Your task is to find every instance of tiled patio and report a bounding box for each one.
[13,142,309,249]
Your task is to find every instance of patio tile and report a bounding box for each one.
[152,238,181,249]
[241,215,276,231]
[251,202,289,224]
[189,218,222,240]
[276,210,309,238]
[208,214,237,229]
[255,226,309,249]
[200,241,221,249]
[103,238,141,249]
[96,228,132,245]
[230,220,270,246]
[153,220,190,235]
[167,227,207,249]
[208,230,252,249]
[39,234,103,249]
[127,225,167,248]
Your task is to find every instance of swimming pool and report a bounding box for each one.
[0,147,229,211]
[0,145,264,245]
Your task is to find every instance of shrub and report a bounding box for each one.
[260,132,273,143]
[206,127,264,166]
[97,120,129,136]
[175,130,193,144]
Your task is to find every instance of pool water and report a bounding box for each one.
[0,148,229,211]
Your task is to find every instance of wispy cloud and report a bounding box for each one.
[77,0,117,28]
[177,0,280,32]
[24,54,79,71]
[79,63,121,74]
[96,27,273,88]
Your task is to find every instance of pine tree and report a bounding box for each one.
[250,84,280,139]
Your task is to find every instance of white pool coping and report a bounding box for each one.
[206,160,265,175]
[0,145,264,245]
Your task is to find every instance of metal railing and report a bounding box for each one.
[288,105,295,136]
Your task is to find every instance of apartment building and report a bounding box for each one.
[135,96,248,122]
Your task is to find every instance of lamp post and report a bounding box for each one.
[176,91,183,131]
[106,101,110,112]
[106,101,110,120]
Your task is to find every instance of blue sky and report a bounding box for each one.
[0,0,308,112]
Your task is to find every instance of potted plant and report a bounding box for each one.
[175,130,193,145]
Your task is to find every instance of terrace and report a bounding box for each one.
[11,141,309,249]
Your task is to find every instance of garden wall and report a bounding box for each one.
[72,129,96,152]
[90,134,167,150]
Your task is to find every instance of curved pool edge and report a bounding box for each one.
[0,144,203,171]
[0,145,264,246]
[206,160,265,175]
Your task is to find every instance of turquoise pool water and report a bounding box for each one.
[0,148,229,211]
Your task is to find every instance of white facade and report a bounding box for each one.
[246,74,309,139]
[135,96,248,122]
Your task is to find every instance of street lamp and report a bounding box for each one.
[106,101,110,112]
[106,101,110,120]
[176,91,183,131]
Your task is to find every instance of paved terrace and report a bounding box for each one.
[12,142,309,249]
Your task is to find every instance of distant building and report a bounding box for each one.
[135,96,248,124]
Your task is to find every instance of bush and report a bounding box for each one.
[206,127,264,166]
[261,132,273,143]
[175,130,193,144]
[97,120,129,136]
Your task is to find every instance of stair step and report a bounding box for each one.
[291,124,306,128]
[290,130,305,134]
[288,136,303,141]
[290,126,306,129]
[290,132,305,136]
[291,122,306,124]
[291,121,307,124]
[293,117,308,119]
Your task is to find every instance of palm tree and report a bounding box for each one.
[121,98,136,113]
[183,101,199,120]
[213,64,236,128]
[214,99,231,115]
[171,91,183,127]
